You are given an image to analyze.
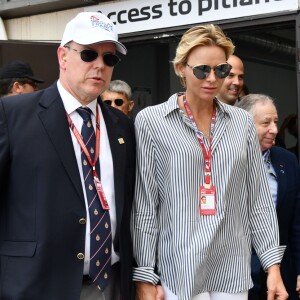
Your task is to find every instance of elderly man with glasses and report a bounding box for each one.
[101,79,135,118]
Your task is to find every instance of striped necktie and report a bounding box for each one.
[76,106,112,291]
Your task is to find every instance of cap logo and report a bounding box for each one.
[90,15,113,33]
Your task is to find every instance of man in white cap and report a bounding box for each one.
[0,12,135,300]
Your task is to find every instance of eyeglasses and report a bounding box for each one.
[103,98,125,106]
[64,45,120,67]
[186,63,232,80]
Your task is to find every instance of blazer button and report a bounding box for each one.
[79,218,86,225]
[77,253,85,260]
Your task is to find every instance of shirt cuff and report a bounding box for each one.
[133,267,160,285]
[260,245,286,271]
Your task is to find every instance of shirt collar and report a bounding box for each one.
[163,93,180,116]
[215,97,230,115]
[263,149,271,161]
[163,93,227,118]
[57,80,98,116]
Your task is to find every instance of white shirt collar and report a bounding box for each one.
[57,80,98,116]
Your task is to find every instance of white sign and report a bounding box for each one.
[85,0,298,35]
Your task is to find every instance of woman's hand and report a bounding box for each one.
[266,264,289,300]
[135,282,164,300]
[295,275,300,295]
[156,285,164,300]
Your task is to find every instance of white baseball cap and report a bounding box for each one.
[60,12,127,55]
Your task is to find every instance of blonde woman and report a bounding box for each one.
[132,24,288,300]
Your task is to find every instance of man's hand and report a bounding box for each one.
[295,275,300,295]
[266,264,289,300]
[135,282,164,300]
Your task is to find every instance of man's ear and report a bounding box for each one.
[57,46,68,66]
[11,81,22,95]
[129,100,135,112]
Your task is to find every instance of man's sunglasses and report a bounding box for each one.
[64,45,120,67]
[186,63,232,80]
[103,99,124,106]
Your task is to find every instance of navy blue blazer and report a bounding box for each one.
[0,82,136,300]
[249,146,300,300]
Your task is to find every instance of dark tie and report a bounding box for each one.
[76,106,112,291]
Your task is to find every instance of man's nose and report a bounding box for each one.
[269,122,278,134]
[232,75,240,85]
[111,101,118,108]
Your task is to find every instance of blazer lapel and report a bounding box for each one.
[99,101,126,235]
[38,84,84,201]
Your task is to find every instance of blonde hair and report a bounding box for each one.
[173,24,235,87]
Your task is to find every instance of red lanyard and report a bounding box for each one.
[66,106,110,210]
[183,94,216,186]
[66,105,101,180]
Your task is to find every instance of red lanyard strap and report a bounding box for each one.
[66,105,101,179]
[183,94,216,186]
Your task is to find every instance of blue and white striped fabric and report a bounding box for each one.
[131,93,285,300]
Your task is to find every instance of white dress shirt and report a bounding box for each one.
[263,149,278,207]
[57,81,119,274]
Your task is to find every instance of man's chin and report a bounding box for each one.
[227,97,238,105]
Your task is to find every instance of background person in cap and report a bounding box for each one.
[0,60,44,96]
[0,11,136,300]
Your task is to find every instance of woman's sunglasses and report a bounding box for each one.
[186,63,232,80]
[64,45,120,67]
[103,99,124,106]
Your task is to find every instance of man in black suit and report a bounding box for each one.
[0,11,135,300]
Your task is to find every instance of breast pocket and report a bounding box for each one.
[0,241,37,257]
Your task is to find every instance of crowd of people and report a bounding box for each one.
[0,10,299,300]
